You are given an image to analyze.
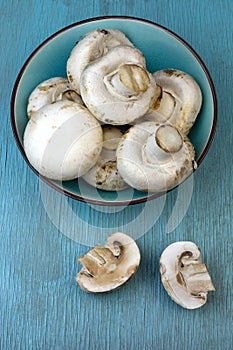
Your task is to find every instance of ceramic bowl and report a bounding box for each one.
[11,16,217,205]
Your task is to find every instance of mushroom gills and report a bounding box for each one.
[77,232,141,293]
[160,241,215,309]
[82,126,128,191]
[27,77,83,118]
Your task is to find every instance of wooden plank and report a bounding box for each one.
[1,0,232,349]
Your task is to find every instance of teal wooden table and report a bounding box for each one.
[1,1,232,349]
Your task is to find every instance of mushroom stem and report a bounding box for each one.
[148,90,178,122]
[142,125,183,164]
[50,86,70,103]
[102,126,123,151]
[105,64,150,98]
[152,69,203,134]
[180,263,216,295]
[56,89,83,104]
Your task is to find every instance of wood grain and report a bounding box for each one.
[1,0,232,349]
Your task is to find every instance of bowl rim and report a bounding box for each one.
[10,15,217,206]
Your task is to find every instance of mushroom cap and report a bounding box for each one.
[145,69,202,134]
[116,121,195,192]
[77,232,141,293]
[82,126,128,191]
[160,241,215,309]
[27,77,83,118]
[80,45,157,125]
[23,100,103,180]
[67,29,134,94]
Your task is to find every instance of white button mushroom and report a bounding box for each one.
[160,241,215,309]
[24,28,203,195]
[116,122,196,192]
[67,29,134,94]
[27,77,83,118]
[82,126,128,191]
[144,69,202,134]
[77,232,141,293]
[24,100,103,180]
[80,45,157,125]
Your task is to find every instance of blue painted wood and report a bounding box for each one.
[1,0,232,349]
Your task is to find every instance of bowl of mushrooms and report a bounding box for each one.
[11,16,217,205]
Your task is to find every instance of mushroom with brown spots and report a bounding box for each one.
[27,77,83,118]
[116,121,196,192]
[67,29,134,94]
[80,45,157,125]
[77,232,141,293]
[144,69,202,134]
[160,241,215,309]
[24,100,103,180]
[82,126,128,191]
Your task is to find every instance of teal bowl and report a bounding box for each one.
[11,16,217,205]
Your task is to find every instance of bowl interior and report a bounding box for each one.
[12,17,216,205]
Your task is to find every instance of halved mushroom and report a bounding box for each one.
[24,100,103,180]
[27,77,83,118]
[82,126,128,191]
[67,29,134,94]
[116,122,196,192]
[77,232,141,293]
[160,241,215,309]
[144,69,202,134]
[80,45,157,125]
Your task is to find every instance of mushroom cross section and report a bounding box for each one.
[67,29,134,94]
[77,232,141,293]
[27,77,83,118]
[116,122,196,192]
[80,45,157,125]
[160,241,215,309]
[145,69,202,134]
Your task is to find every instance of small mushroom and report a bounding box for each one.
[67,29,134,94]
[24,100,103,180]
[27,77,83,118]
[82,126,128,191]
[144,69,202,134]
[77,232,141,293]
[80,45,157,125]
[160,241,215,309]
[116,122,196,192]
